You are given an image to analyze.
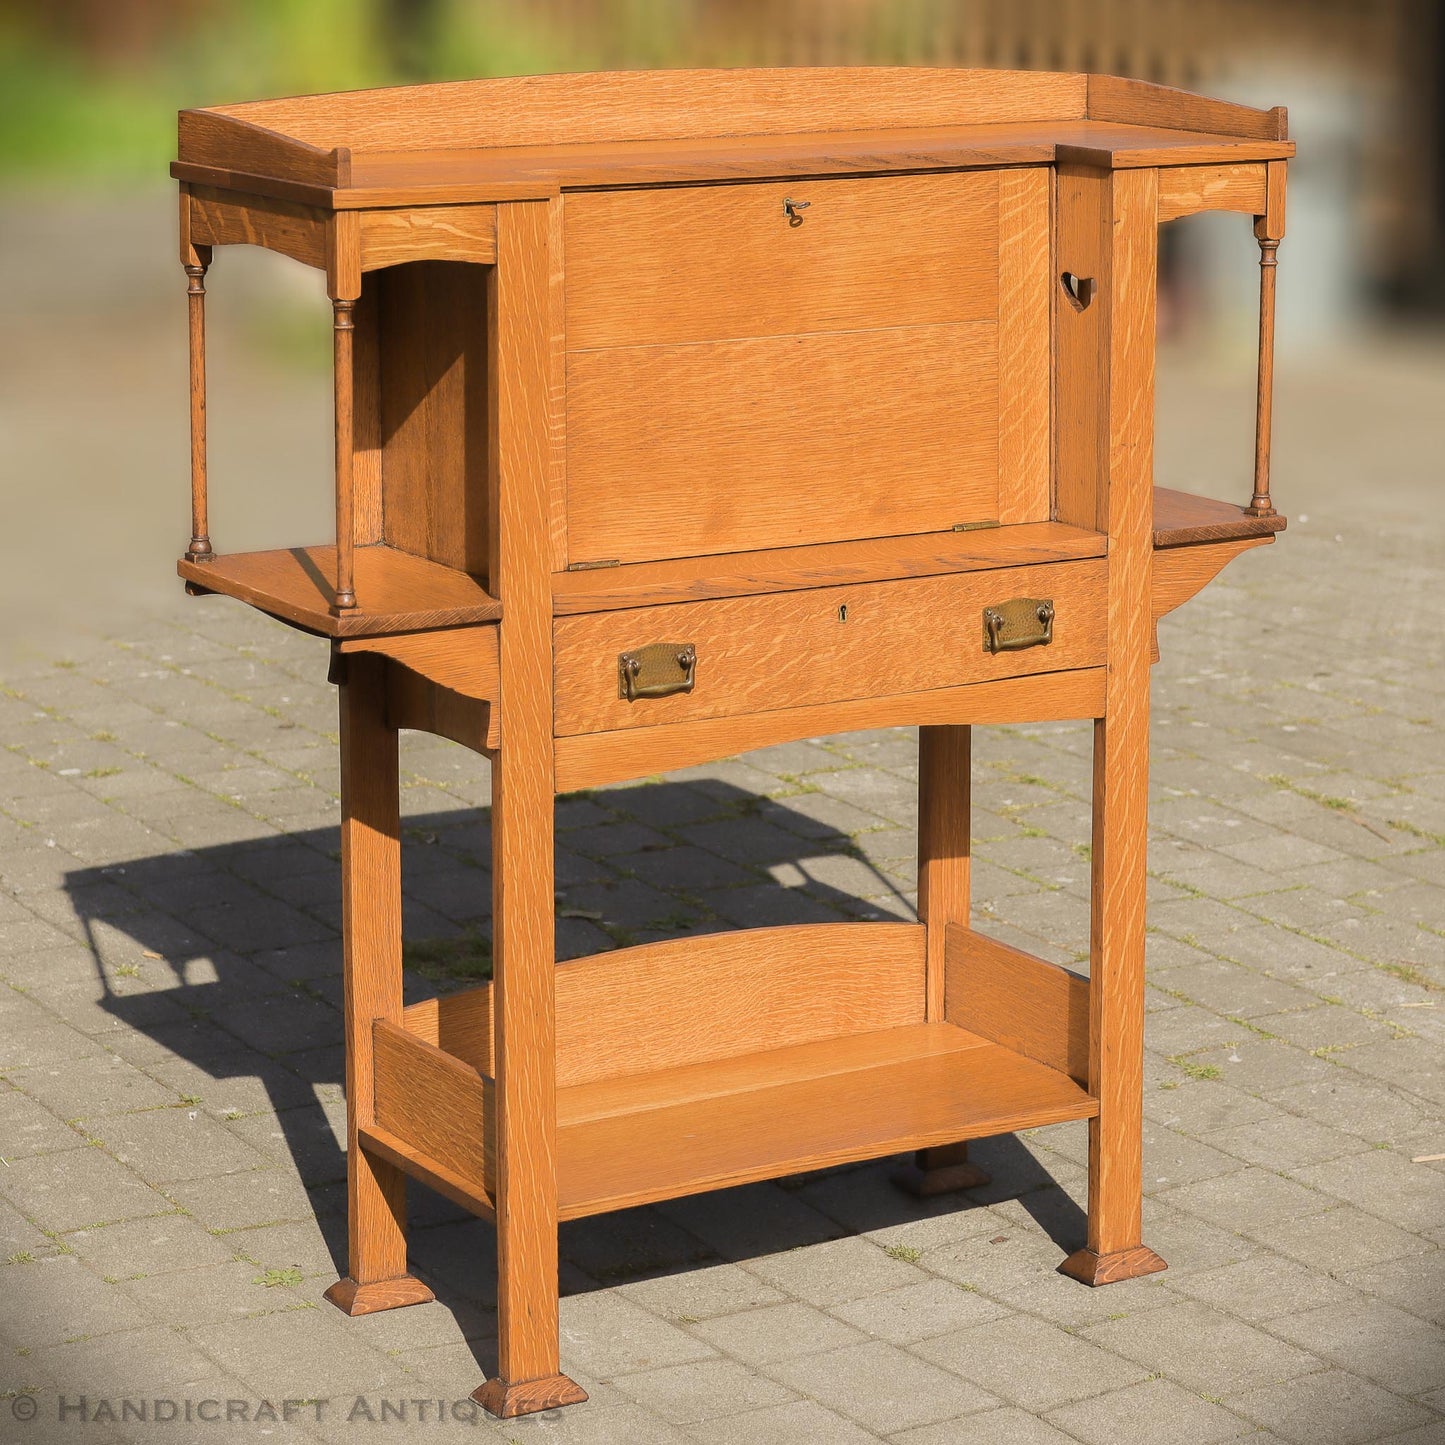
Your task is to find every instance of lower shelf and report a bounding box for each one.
[366,1019,1097,1223]
[554,1021,1094,1219]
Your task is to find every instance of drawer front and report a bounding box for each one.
[561,169,1050,567]
[553,559,1107,737]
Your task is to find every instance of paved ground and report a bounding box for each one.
[1,194,1443,1442]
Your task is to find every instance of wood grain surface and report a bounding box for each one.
[997,166,1053,524]
[335,655,409,1290]
[555,1023,1097,1218]
[188,184,328,270]
[563,172,999,350]
[918,728,971,1023]
[553,667,1107,793]
[401,922,925,1087]
[373,1018,494,1192]
[1153,487,1286,546]
[178,543,500,636]
[199,67,1091,154]
[564,323,1000,566]
[552,558,1107,736]
[1152,536,1273,621]
[340,625,499,699]
[1078,163,1158,1262]
[551,522,1104,616]
[1157,162,1267,222]
[486,201,568,1391]
[944,925,1090,1084]
[378,262,490,576]
[359,204,497,269]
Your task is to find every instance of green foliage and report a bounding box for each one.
[404,931,493,983]
[0,0,588,177]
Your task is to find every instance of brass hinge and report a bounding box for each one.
[566,558,621,571]
[953,519,1001,532]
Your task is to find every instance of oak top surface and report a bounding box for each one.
[174,66,1292,208]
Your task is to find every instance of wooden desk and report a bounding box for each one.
[169,66,1290,1418]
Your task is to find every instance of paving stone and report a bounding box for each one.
[610,1357,795,1423]
[5,342,1445,1441]
[1291,1147,1445,1233]
[688,1398,883,1444]
[689,1302,867,1365]
[0,1255,151,1346]
[121,1258,313,1327]
[924,1224,1178,1326]
[828,1277,1010,1345]
[556,1291,715,1378]
[656,1183,841,1261]
[1247,1203,1428,1272]
[1227,1367,1432,1445]
[88,1107,269,1184]
[7,1052,179,1121]
[743,1235,924,1306]
[1163,1254,1360,1322]
[0,1080,85,1156]
[1269,1298,1445,1396]
[163,1167,333,1233]
[764,1339,997,1433]
[1340,1253,1445,1327]
[1268,1076,1436,1143]
[1045,1376,1250,1445]
[1251,1003,1398,1052]
[914,1312,1148,1412]
[1155,1165,1327,1231]
[0,1143,169,1232]
[1082,1299,1321,1395]
[66,1212,240,1280]
[1202,1109,1365,1171]
[617,1262,787,1321]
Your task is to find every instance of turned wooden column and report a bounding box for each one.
[1247,161,1286,519]
[333,296,358,611]
[184,249,214,562]
[1247,231,1280,518]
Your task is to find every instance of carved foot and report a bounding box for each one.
[1058,1244,1167,1286]
[324,1275,435,1315]
[473,1374,588,1418]
[892,1144,991,1198]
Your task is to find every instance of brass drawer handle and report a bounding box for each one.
[983,598,1055,654]
[619,642,697,701]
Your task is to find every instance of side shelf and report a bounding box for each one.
[1152,487,1286,632]
[178,542,500,637]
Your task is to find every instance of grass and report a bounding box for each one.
[1169,1054,1223,1081]
[255,1267,304,1289]
[883,1243,923,1264]
[403,932,492,983]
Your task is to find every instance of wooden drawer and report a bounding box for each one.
[553,558,1107,737]
[561,169,1051,567]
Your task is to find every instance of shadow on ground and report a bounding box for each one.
[64,781,1084,1371]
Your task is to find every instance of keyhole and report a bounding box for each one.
[1061,272,1096,311]
[838,604,848,622]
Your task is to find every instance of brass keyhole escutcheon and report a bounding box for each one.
[1061,272,1096,311]
[783,197,810,226]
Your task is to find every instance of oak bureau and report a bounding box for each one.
[169,67,1291,1417]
